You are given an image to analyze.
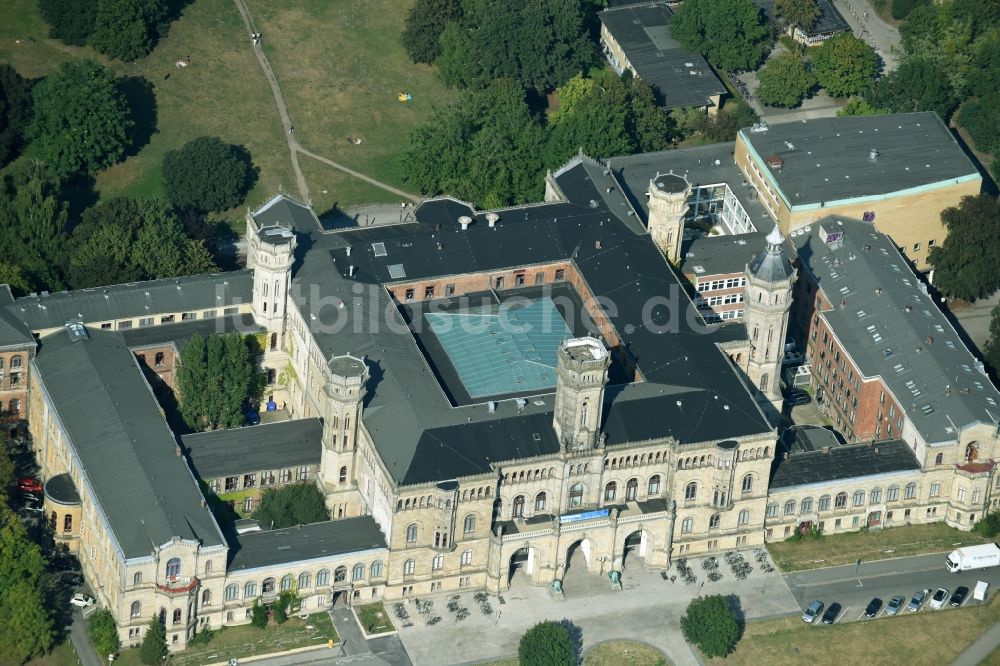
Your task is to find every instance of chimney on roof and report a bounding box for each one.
[926,335,934,344]
[459,216,473,230]
[766,154,783,170]
[348,265,356,278]
[595,240,602,250]
[486,212,500,228]
[175,445,181,457]
[869,148,879,162]
[346,246,352,257]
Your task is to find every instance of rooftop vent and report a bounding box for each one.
[766,154,783,169]
[486,212,500,228]
[869,148,879,161]
[458,216,473,230]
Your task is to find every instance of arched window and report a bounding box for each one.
[463,514,476,534]
[370,561,383,579]
[569,483,584,508]
[648,475,661,495]
[352,563,365,581]
[432,555,444,570]
[10,355,21,368]
[406,523,417,543]
[870,488,882,504]
[766,502,778,517]
[760,374,769,392]
[134,572,142,586]
[512,495,525,518]
[626,478,638,501]
[904,482,917,499]
[403,559,415,576]
[935,452,944,465]
[9,398,18,414]
[966,442,979,462]
[835,492,848,509]
[334,566,347,582]
[205,560,213,576]
[681,517,693,533]
[784,499,796,515]
[262,577,275,594]
[852,490,865,507]
[244,581,257,598]
[604,482,617,502]
[535,492,547,511]
[339,466,348,483]
[225,584,238,601]
[280,574,293,591]
[741,474,753,494]
[172,608,182,625]
[317,569,330,586]
[130,601,141,618]
[819,495,831,511]
[299,572,311,589]
[887,485,900,502]
[685,482,697,501]
[165,557,181,581]
[201,589,211,606]
[709,513,720,529]
[738,509,750,525]
[801,497,813,513]
[461,549,472,566]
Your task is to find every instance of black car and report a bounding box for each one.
[864,597,883,618]
[821,602,842,624]
[60,573,83,587]
[950,586,969,607]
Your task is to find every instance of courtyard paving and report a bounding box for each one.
[394,549,800,666]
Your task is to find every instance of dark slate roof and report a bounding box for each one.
[770,439,920,488]
[599,3,727,110]
[183,419,323,478]
[33,328,225,559]
[680,232,768,277]
[754,0,849,36]
[290,155,772,486]
[45,472,81,506]
[8,272,252,332]
[227,517,387,572]
[748,228,794,283]
[119,315,263,349]
[251,194,322,234]
[781,424,847,454]
[792,216,1000,444]
[738,112,981,209]
[0,285,35,349]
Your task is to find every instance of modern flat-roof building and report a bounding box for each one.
[599,2,727,112]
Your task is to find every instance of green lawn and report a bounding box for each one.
[0,0,294,213]
[25,641,80,666]
[705,591,1000,666]
[354,601,395,635]
[250,0,458,197]
[297,155,404,220]
[585,640,668,666]
[768,522,992,572]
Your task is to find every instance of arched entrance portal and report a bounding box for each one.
[622,530,646,568]
[508,547,533,586]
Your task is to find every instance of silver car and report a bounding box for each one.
[907,590,927,612]
[802,600,824,623]
[886,595,905,616]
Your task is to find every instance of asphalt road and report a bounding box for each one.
[783,553,1000,624]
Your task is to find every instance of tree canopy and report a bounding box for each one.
[0,64,33,169]
[756,52,815,107]
[88,609,121,658]
[812,33,879,98]
[29,60,133,177]
[177,333,264,431]
[775,0,821,31]
[984,305,1000,377]
[928,194,1000,301]
[517,620,575,666]
[0,505,55,663]
[865,56,957,120]
[163,136,257,213]
[90,0,168,61]
[0,167,69,292]
[957,94,1000,156]
[402,0,463,64]
[139,615,167,665]
[837,98,892,116]
[252,483,330,529]
[39,0,97,46]
[670,0,771,72]
[892,0,929,20]
[680,595,741,658]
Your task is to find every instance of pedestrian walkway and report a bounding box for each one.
[69,609,103,666]
[953,620,1000,666]
[831,0,901,71]
[327,607,413,666]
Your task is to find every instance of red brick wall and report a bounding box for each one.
[133,345,177,388]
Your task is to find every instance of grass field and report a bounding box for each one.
[705,592,1000,666]
[767,522,992,572]
[584,640,668,666]
[0,0,294,211]
[251,0,458,191]
[298,155,402,219]
[25,641,79,666]
[355,601,395,635]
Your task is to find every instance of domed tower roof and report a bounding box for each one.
[747,227,794,283]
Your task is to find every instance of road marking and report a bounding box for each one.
[857,579,863,587]
[856,610,866,621]
[837,606,849,623]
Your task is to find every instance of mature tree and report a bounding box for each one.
[670,106,708,137]
[702,103,759,142]
[88,609,121,658]
[402,0,463,64]
[138,615,167,665]
[163,136,256,213]
[67,197,216,288]
[518,621,574,666]
[837,98,892,116]
[548,73,597,124]
[624,76,674,152]
[273,589,300,624]
[0,64,33,169]
[0,168,69,291]
[899,4,945,55]
[90,0,167,61]
[756,52,815,107]
[39,0,97,46]
[948,0,1000,32]
[957,94,1000,155]
[892,0,929,20]
[775,0,820,31]
[929,194,1000,301]
[252,484,330,529]
[680,595,741,658]
[177,333,263,431]
[968,34,1000,97]
[984,305,1000,376]
[29,60,133,176]
[866,56,957,120]
[0,442,14,491]
[812,34,878,97]
[0,506,55,663]
[250,598,268,628]
[670,0,771,72]
[435,0,596,92]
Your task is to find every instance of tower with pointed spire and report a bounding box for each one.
[743,227,796,411]
[646,173,691,264]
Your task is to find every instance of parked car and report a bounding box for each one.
[885,595,905,616]
[907,590,927,612]
[930,587,949,610]
[864,597,883,618]
[17,477,42,494]
[244,410,260,426]
[69,593,94,608]
[802,600,824,623]
[821,602,842,624]
[950,586,970,607]
[20,491,41,502]
[22,500,43,513]
[50,556,81,573]
[60,573,83,587]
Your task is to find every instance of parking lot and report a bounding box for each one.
[783,552,1000,626]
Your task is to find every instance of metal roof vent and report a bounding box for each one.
[458,216,473,230]
[869,148,879,161]
[486,212,500,228]
[766,155,783,169]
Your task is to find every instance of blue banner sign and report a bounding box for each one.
[560,509,610,524]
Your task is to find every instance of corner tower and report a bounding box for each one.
[553,338,611,452]
[246,218,296,335]
[647,173,691,265]
[319,354,369,517]
[744,228,796,410]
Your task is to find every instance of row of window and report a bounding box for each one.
[696,293,745,308]
[395,270,568,302]
[223,563,384,602]
[104,308,239,331]
[696,277,746,293]
[212,467,311,493]
[680,509,751,534]
[402,549,474,576]
[766,484,925,517]
[704,309,745,322]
